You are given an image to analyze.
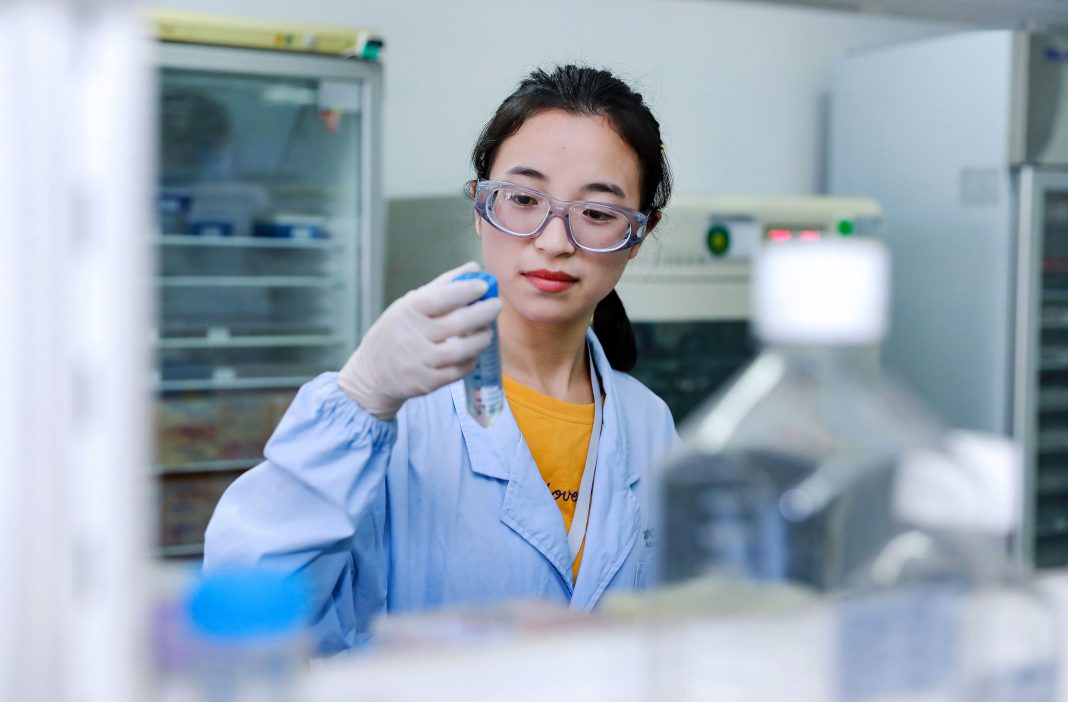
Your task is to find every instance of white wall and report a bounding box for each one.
[141,0,959,198]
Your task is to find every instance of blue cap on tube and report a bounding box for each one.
[452,271,498,301]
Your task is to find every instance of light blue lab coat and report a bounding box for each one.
[204,330,677,655]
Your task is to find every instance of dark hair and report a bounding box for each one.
[470,64,672,372]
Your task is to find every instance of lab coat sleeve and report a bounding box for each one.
[203,372,398,654]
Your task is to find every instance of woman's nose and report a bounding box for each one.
[534,213,575,256]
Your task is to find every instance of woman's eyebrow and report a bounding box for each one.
[504,165,546,180]
[583,181,626,199]
[503,167,627,200]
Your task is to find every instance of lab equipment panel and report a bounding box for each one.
[618,194,882,424]
[153,42,383,558]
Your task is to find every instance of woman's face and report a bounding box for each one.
[479,109,644,330]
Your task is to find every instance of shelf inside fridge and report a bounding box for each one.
[157,333,345,349]
[159,234,341,250]
[1035,536,1068,569]
[153,457,262,475]
[1037,428,1068,454]
[160,286,347,339]
[159,239,343,278]
[1035,495,1068,540]
[158,544,205,559]
[1042,304,1068,329]
[157,376,310,392]
[1042,290,1068,304]
[1037,460,1068,495]
[1040,387,1068,412]
[159,275,342,288]
[157,360,336,388]
[159,317,338,339]
[1040,347,1068,372]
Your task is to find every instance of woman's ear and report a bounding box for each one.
[646,210,662,235]
[468,179,483,238]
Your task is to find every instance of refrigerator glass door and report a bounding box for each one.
[1018,169,1068,568]
[152,45,378,558]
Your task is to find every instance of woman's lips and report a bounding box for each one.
[523,269,577,293]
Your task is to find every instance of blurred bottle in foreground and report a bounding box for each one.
[657,239,1057,700]
[155,568,310,702]
[849,430,1058,701]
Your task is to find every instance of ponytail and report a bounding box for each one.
[593,289,637,372]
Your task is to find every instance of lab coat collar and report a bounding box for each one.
[449,330,630,483]
[572,329,640,608]
[449,329,641,605]
[450,378,575,587]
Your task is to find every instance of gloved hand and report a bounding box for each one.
[338,261,502,420]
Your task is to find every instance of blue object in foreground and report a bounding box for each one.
[187,568,308,642]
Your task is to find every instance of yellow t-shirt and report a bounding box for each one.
[503,375,595,581]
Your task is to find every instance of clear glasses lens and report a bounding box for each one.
[488,186,548,235]
[567,202,631,251]
[486,184,632,251]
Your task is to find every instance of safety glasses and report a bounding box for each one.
[473,179,650,253]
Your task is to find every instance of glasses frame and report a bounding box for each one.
[472,179,650,253]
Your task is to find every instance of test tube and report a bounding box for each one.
[452,272,503,427]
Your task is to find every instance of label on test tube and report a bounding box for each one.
[453,272,503,428]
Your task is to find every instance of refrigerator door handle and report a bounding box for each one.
[1015,166,1042,570]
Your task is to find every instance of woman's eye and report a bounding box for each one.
[507,193,540,207]
[583,208,618,223]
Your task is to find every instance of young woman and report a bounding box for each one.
[205,64,677,654]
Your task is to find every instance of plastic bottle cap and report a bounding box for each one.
[893,430,1020,534]
[186,568,308,642]
[752,239,888,345]
[453,271,498,300]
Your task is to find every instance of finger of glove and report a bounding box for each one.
[426,297,501,342]
[427,260,481,287]
[428,359,480,390]
[408,276,490,318]
[428,328,493,368]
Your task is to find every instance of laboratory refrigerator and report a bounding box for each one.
[151,39,383,558]
[829,30,1068,569]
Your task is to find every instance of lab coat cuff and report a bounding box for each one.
[295,372,398,450]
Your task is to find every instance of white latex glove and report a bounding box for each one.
[338,262,502,420]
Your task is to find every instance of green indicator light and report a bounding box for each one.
[706,225,731,257]
[838,219,855,236]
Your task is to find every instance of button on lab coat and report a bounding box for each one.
[204,331,677,654]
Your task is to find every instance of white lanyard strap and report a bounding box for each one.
[567,345,602,565]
